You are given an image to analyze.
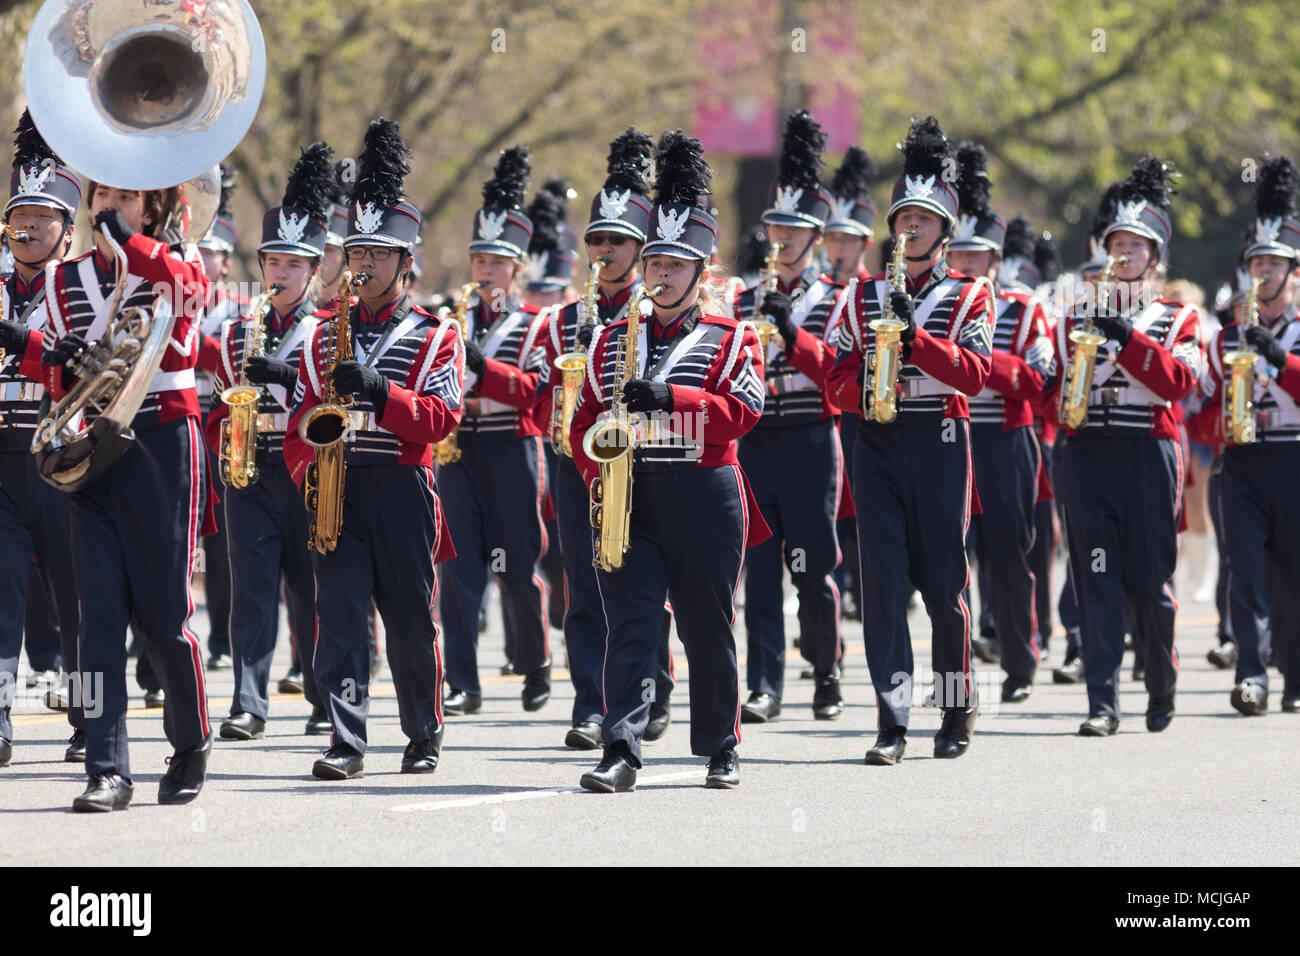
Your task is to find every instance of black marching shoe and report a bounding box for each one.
[565,721,603,750]
[740,692,781,723]
[934,700,978,759]
[44,683,69,711]
[1281,691,1299,713]
[705,748,740,789]
[522,663,552,712]
[401,728,444,774]
[1001,677,1033,704]
[1131,664,1145,682]
[72,773,133,813]
[499,660,514,676]
[443,689,482,716]
[278,667,305,694]
[65,729,86,763]
[1230,680,1267,716]
[1052,655,1084,684]
[158,733,212,804]
[207,653,233,671]
[219,712,266,740]
[971,630,999,664]
[580,750,637,793]
[304,707,333,735]
[1145,696,1175,733]
[312,745,364,780]
[1078,714,1120,736]
[143,688,165,708]
[644,704,671,741]
[0,737,10,768]
[864,730,906,765]
[812,674,843,720]
[1206,641,1237,670]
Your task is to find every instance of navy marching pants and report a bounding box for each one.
[224,457,322,720]
[597,465,746,765]
[438,434,549,694]
[1029,441,1056,650]
[203,446,232,659]
[24,571,61,671]
[70,417,210,778]
[1219,443,1300,694]
[970,425,1041,682]
[852,416,976,732]
[1,451,84,740]
[1058,433,1181,719]
[834,411,862,621]
[1208,466,1231,644]
[739,418,842,698]
[311,464,445,755]
[1053,433,1081,657]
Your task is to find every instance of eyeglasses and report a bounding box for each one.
[346,246,397,262]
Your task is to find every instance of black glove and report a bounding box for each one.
[761,290,798,346]
[889,290,917,344]
[333,360,389,409]
[244,355,297,389]
[576,323,595,349]
[1093,312,1134,348]
[45,332,88,370]
[94,210,135,245]
[623,378,673,413]
[0,319,28,353]
[464,340,485,375]
[1245,325,1289,368]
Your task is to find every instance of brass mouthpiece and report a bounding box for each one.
[7,228,31,244]
[647,282,668,297]
[268,283,284,295]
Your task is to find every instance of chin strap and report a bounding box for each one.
[905,228,949,263]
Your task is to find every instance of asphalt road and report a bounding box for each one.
[3,571,1296,867]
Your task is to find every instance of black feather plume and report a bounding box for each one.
[1002,215,1035,260]
[830,146,876,199]
[217,162,236,219]
[652,130,712,208]
[776,110,825,191]
[604,127,655,194]
[897,115,951,181]
[1034,231,1062,283]
[481,146,531,210]
[739,226,770,275]
[526,188,565,255]
[1255,156,1298,220]
[541,176,573,218]
[1119,155,1175,210]
[281,141,335,222]
[331,161,353,206]
[1089,180,1124,242]
[353,118,411,208]
[955,141,993,218]
[12,108,60,170]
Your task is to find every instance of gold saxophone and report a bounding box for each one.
[433,280,483,466]
[583,281,665,572]
[219,284,280,488]
[751,242,784,353]
[551,258,606,456]
[301,271,360,554]
[1223,274,1264,445]
[1058,253,1127,428]
[862,231,913,423]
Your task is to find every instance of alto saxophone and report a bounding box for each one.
[219,284,280,488]
[433,280,483,466]
[1057,253,1127,429]
[751,242,784,353]
[582,281,665,572]
[862,231,913,423]
[301,271,360,554]
[1223,274,1264,444]
[551,258,606,456]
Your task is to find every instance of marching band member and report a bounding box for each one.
[1189,157,1300,715]
[1046,157,1203,736]
[733,111,847,722]
[533,129,676,749]
[1027,230,1063,658]
[284,119,462,779]
[438,147,552,716]
[206,143,336,741]
[0,112,83,767]
[41,174,213,812]
[194,166,242,672]
[570,130,769,792]
[947,147,1053,704]
[826,116,994,765]
[824,146,878,625]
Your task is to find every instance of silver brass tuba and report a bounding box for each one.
[25,0,266,492]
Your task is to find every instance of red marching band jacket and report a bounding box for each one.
[567,310,772,549]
